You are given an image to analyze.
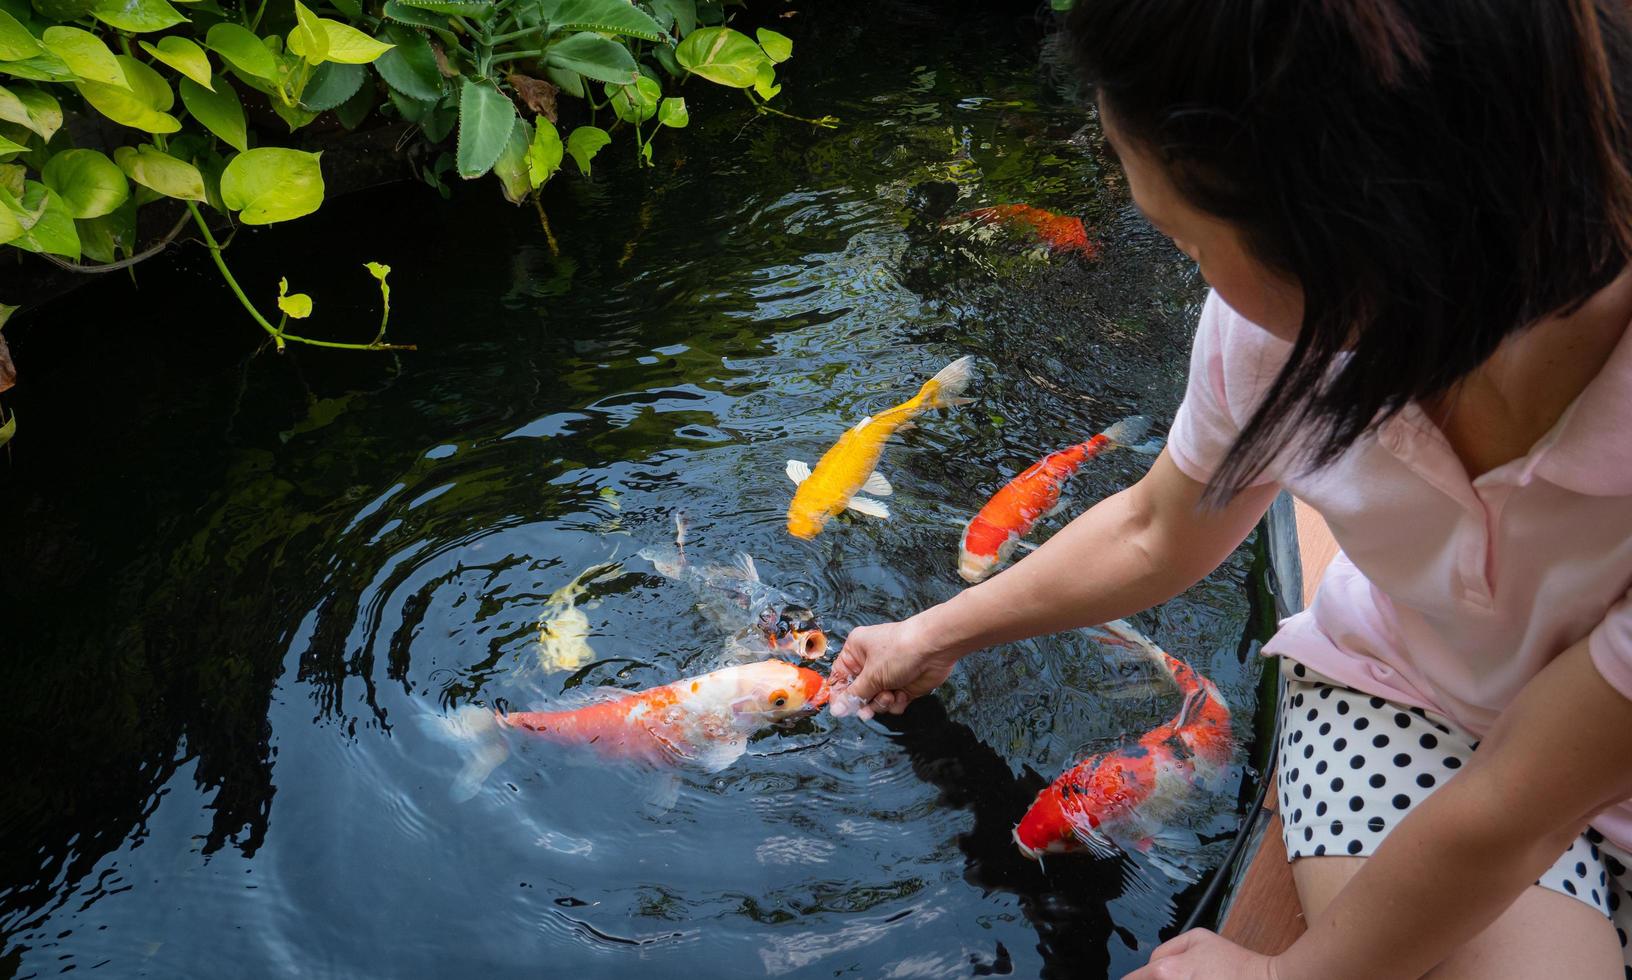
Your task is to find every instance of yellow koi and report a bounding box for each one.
[785,356,975,539]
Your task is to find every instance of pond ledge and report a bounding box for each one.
[1215,494,1339,952]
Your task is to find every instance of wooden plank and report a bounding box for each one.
[1292,497,1339,609]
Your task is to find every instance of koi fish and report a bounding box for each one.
[639,511,828,660]
[1013,620,1232,863]
[786,356,975,540]
[501,659,830,769]
[536,560,620,672]
[959,417,1159,583]
[947,203,1100,258]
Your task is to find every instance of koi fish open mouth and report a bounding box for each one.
[766,607,828,660]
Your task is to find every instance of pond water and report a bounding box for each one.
[0,2,1274,976]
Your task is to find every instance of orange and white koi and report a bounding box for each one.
[948,203,1100,258]
[786,356,975,540]
[501,659,829,768]
[958,417,1158,583]
[1013,621,1231,862]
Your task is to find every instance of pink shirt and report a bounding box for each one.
[1169,291,1632,847]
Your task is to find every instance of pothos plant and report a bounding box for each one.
[0,0,822,384]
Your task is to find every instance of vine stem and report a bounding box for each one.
[185,203,416,352]
[743,93,839,129]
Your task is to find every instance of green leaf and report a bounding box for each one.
[317,19,393,64]
[0,413,14,447]
[380,0,451,29]
[652,41,679,78]
[334,70,375,128]
[139,36,212,90]
[77,78,179,132]
[754,27,790,63]
[455,77,514,179]
[491,115,529,203]
[41,26,127,87]
[0,53,76,83]
[114,144,204,200]
[0,162,21,195]
[220,146,323,223]
[526,115,560,187]
[545,31,636,85]
[2,180,79,257]
[206,23,279,81]
[0,9,43,60]
[0,133,24,155]
[180,76,246,151]
[41,148,127,218]
[288,0,328,65]
[420,98,454,140]
[276,277,312,318]
[392,0,491,15]
[605,72,658,125]
[674,26,767,88]
[547,0,663,42]
[0,85,58,141]
[752,59,777,100]
[544,64,582,98]
[328,0,359,17]
[565,123,607,175]
[373,23,442,101]
[117,54,173,108]
[657,94,686,128]
[300,59,363,110]
[648,0,694,35]
[90,0,185,32]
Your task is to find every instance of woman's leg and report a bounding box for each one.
[1292,855,1623,978]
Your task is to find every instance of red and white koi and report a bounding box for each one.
[959,417,1158,583]
[1013,621,1232,862]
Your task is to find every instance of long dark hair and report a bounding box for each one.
[1067,0,1632,498]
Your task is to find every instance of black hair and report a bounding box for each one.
[1066,0,1632,498]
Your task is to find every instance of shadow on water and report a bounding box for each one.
[0,0,1271,976]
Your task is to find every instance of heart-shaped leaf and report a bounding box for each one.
[277,277,313,318]
[0,54,78,84]
[41,147,128,218]
[0,85,60,141]
[526,115,561,187]
[180,76,246,151]
[675,26,767,88]
[41,26,127,87]
[565,123,608,176]
[2,181,80,258]
[605,72,659,125]
[0,9,44,60]
[220,146,323,223]
[90,0,185,32]
[288,0,328,65]
[206,23,278,81]
[114,143,205,200]
[657,95,687,128]
[317,19,393,64]
[491,115,531,203]
[139,36,212,89]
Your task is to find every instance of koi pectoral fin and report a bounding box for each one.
[416,704,511,803]
[1068,820,1122,861]
[786,459,812,485]
[862,471,893,496]
[846,496,891,520]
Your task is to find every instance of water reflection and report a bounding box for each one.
[0,0,1262,975]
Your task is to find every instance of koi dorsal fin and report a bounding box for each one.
[1174,688,1210,730]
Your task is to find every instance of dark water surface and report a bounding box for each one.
[1,3,1272,976]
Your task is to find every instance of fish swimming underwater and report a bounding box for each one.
[786,355,975,540]
[422,659,828,802]
[946,203,1100,259]
[639,512,828,660]
[1013,620,1232,863]
[502,659,830,768]
[536,560,620,673]
[959,417,1160,583]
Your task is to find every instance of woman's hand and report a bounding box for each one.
[1125,929,1279,980]
[827,616,960,718]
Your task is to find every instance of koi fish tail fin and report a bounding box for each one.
[1100,415,1163,455]
[416,704,511,803]
[917,355,977,410]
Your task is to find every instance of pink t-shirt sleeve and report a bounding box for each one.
[1167,291,1286,486]
[1588,588,1632,703]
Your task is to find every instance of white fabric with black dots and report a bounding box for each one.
[1274,658,1632,974]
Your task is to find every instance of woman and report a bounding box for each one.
[829,2,1632,976]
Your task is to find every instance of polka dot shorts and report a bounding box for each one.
[1275,658,1632,970]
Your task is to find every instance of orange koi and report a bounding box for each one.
[785,356,975,540]
[1013,621,1232,862]
[500,659,829,768]
[951,203,1100,258]
[958,417,1157,583]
